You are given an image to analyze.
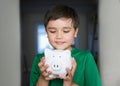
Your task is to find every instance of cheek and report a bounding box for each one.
[65,35,74,41]
[47,35,55,41]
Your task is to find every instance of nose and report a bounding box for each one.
[56,31,63,39]
[51,62,61,71]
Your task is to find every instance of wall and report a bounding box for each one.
[75,14,88,50]
[2,0,120,86]
[21,13,44,71]
[0,0,21,86]
[99,0,120,86]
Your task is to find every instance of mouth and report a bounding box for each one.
[55,41,65,45]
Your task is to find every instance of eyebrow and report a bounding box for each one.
[47,27,56,29]
[63,27,72,29]
[47,26,72,30]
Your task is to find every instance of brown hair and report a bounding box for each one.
[44,5,80,29]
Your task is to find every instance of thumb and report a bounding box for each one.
[71,58,76,75]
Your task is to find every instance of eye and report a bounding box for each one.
[47,28,56,33]
[59,56,61,58]
[52,55,55,58]
[63,28,71,33]
[49,30,56,33]
[63,30,70,33]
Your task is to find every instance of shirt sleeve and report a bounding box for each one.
[84,52,102,86]
[30,54,43,86]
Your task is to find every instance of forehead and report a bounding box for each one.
[47,18,73,27]
[57,18,72,22]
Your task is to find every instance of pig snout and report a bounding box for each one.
[51,62,62,71]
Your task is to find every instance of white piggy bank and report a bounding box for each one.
[44,49,72,78]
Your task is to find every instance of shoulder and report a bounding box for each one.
[35,53,44,59]
[71,47,93,58]
[71,47,95,65]
[32,53,44,65]
[31,53,44,72]
[34,53,44,61]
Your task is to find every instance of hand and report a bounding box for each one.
[38,57,58,81]
[58,58,77,86]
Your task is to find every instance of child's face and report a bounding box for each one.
[46,18,78,50]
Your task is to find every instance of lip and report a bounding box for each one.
[55,41,65,45]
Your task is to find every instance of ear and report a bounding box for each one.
[74,28,78,38]
[64,50,71,56]
[44,48,52,57]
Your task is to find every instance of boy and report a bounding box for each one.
[30,5,102,86]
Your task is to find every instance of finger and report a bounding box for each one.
[41,57,45,61]
[40,64,49,72]
[42,70,51,77]
[40,57,45,63]
[45,75,57,80]
[66,68,72,79]
[66,68,71,76]
[38,62,44,68]
[72,58,76,68]
[38,57,45,68]
[58,68,71,80]
[58,75,66,79]
[71,58,77,75]
[59,75,70,80]
[42,71,49,77]
[43,72,58,80]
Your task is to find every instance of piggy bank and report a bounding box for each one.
[44,49,72,78]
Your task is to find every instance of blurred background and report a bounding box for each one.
[0,0,120,86]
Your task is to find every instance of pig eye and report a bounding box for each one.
[52,55,55,58]
[59,56,61,58]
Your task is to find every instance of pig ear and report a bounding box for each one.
[64,50,70,54]
[64,50,71,57]
[44,48,52,57]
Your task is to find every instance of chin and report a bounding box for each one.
[54,47,71,50]
[53,47,65,50]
